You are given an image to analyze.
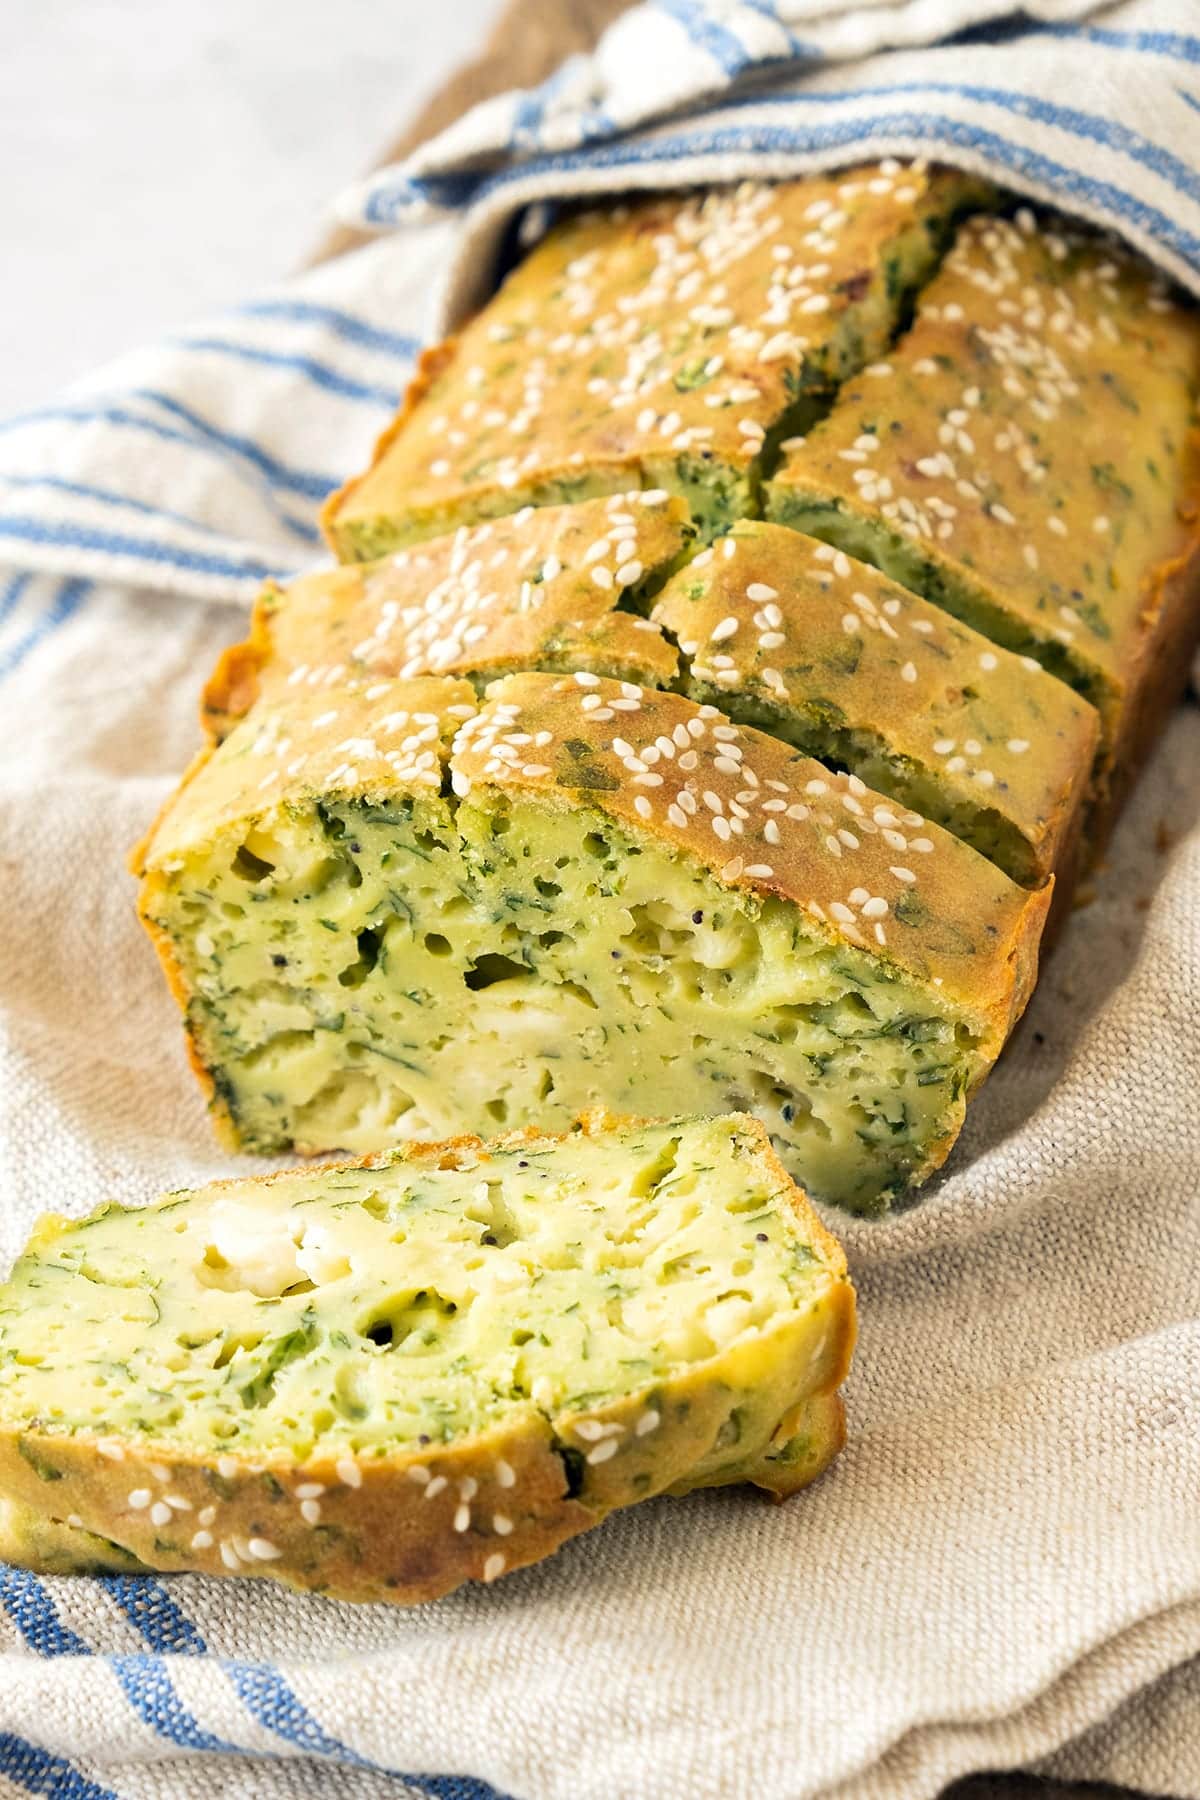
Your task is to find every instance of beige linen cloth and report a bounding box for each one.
[0,139,1197,1800]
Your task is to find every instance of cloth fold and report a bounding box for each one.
[0,2,1197,1795]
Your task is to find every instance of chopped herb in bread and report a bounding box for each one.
[0,1114,855,1604]
[134,673,1047,1215]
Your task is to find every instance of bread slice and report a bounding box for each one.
[652,519,1099,888]
[204,491,692,740]
[134,672,1048,1215]
[323,164,993,557]
[767,210,1200,842]
[0,1114,855,1605]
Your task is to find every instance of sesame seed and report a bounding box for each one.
[1007,738,1029,754]
[128,1489,152,1510]
[636,1409,661,1436]
[198,1506,217,1527]
[300,1500,322,1525]
[336,1458,363,1489]
[493,1514,514,1536]
[424,1476,448,1500]
[979,653,998,671]
[711,616,739,642]
[191,1530,214,1551]
[496,1459,516,1487]
[248,1538,283,1561]
[148,1501,173,1526]
[587,1438,620,1465]
[900,662,917,684]
[483,1553,507,1583]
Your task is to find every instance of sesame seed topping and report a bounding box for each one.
[483,1553,506,1583]
[586,1438,620,1465]
[247,1538,283,1561]
[336,1458,363,1489]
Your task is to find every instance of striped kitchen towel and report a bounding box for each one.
[0,0,1197,614]
[0,3,1198,1799]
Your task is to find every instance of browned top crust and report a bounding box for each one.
[769,210,1200,739]
[652,519,1100,883]
[203,492,690,738]
[140,676,478,869]
[324,163,991,551]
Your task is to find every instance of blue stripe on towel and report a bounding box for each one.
[171,337,401,410]
[233,299,421,362]
[130,391,340,502]
[0,577,90,680]
[0,1736,120,1800]
[0,472,310,547]
[425,109,1200,266]
[0,516,296,584]
[0,570,32,630]
[0,403,328,536]
[0,1568,239,1757]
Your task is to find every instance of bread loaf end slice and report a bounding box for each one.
[0,1114,854,1605]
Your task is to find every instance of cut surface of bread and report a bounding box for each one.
[767,209,1200,824]
[323,164,993,557]
[651,520,1099,886]
[0,1114,855,1605]
[135,673,1047,1215]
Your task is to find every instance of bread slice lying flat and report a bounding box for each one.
[0,1113,855,1606]
[134,671,1047,1216]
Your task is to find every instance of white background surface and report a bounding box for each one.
[2,0,499,414]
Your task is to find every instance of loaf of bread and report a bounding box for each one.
[0,1113,855,1604]
[136,161,1200,1216]
[135,669,1046,1215]
[767,209,1200,842]
[323,165,992,555]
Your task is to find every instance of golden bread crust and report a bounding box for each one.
[203,493,690,739]
[324,166,991,553]
[769,212,1200,769]
[652,519,1099,885]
